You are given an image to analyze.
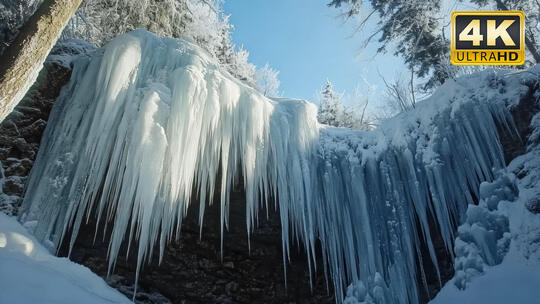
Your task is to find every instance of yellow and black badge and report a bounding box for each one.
[451,11,524,65]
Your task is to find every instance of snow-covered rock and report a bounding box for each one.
[453,172,517,289]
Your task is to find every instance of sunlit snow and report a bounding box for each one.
[0,213,130,304]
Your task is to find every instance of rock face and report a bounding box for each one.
[62,189,333,304]
[0,62,71,215]
[499,79,540,164]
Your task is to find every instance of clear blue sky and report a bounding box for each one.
[223,0,407,109]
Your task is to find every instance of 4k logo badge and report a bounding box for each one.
[451,11,525,65]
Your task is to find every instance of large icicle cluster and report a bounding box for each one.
[19,31,518,303]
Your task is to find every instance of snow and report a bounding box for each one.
[17,30,539,303]
[0,212,131,304]
[451,172,517,290]
[46,39,96,69]
[431,250,540,304]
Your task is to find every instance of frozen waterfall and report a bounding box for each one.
[19,30,517,303]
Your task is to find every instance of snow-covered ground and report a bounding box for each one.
[431,241,540,304]
[0,212,131,304]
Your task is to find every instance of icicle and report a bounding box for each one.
[19,30,520,304]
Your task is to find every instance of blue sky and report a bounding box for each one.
[223,0,407,109]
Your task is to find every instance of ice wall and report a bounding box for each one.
[19,30,518,303]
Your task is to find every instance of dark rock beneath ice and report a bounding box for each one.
[62,189,334,304]
[0,62,71,215]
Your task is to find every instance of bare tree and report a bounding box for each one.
[346,85,376,130]
[380,73,416,114]
[0,0,82,123]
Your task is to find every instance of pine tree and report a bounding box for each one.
[317,80,344,127]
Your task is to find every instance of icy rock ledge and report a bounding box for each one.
[19,30,524,303]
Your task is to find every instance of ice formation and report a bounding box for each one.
[452,172,517,289]
[19,30,519,303]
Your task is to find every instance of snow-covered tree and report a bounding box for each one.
[223,45,256,86]
[317,80,374,129]
[62,0,258,86]
[317,80,344,127]
[329,0,448,90]
[256,63,281,97]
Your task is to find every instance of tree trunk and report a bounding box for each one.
[0,0,82,123]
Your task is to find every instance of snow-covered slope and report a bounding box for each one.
[17,30,536,303]
[0,212,131,304]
